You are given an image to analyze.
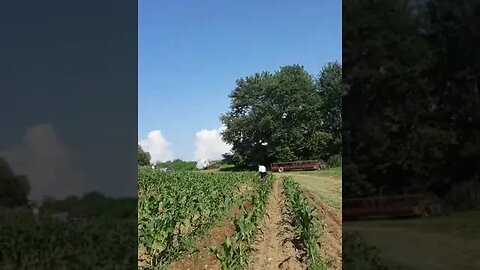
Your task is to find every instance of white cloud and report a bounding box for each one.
[0,124,84,203]
[139,130,173,163]
[194,125,232,161]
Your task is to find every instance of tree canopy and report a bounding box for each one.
[0,158,30,207]
[220,63,342,167]
[138,145,151,166]
[343,0,480,203]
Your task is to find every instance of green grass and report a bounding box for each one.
[296,167,342,178]
[276,167,342,209]
[344,210,480,270]
[347,210,480,238]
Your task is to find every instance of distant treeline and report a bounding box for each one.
[154,159,197,171]
[41,192,136,219]
[1,157,136,217]
[137,147,200,171]
[138,145,198,170]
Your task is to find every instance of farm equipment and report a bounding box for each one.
[196,159,210,170]
[270,160,326,172]
[343,193,443,221]
[205,161,221,170]
[196,159,221,170]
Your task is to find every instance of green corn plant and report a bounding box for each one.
[208,176,274,269]
[209,237,247,270]
[283,177,326,270]
[234,207,256,243]
[1,209,137,269]
[137,169,256,268]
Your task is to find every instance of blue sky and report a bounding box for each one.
[139,0,341,162]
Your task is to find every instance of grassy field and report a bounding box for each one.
[344,211,480,270]
[276,167,342,209]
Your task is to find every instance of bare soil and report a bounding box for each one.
[303,189,342,270]
[248,180,308,270]
[238,182,254,194]
[168,200,253,270]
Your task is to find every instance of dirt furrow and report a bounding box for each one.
[248,180,307,270]
[303,189,342,269]
[168,199,253,270]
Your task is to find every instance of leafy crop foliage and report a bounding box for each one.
[209,236,248,270]
[235,176,273,243]
[0,207,136,269]
[138,168,254,268]
[283,178,325,270]
[211,175,274,270]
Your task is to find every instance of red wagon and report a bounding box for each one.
[270,160,326,172]
[343,193,442,220]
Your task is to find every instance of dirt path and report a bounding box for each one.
[303,190,342,269]
[248,180,307,270]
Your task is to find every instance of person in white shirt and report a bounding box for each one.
[258,165,267,180]
[28,201,39,223]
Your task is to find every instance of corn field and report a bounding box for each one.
[137,168,255,269]
[0,208,136,270]
[138,169,331,270]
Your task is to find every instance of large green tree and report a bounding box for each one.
[421,0,480,198]
[317,62,342,157]
[137,145,151,166]
[343,0,480,201]
[343,0,433,196]
[220,65,334,166]
[0,158,30,207]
